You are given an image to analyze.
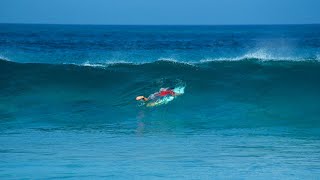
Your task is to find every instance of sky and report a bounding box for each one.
[1,0,319,25]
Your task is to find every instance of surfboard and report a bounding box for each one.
[146,86,185,107]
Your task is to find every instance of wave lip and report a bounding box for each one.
[0,55,11,62]
[157,58,197,67]
[200,49,317,62]
[80,58,197,68]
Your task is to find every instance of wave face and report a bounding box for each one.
[1,59,320,128]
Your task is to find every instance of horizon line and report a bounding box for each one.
[1,22,319,26]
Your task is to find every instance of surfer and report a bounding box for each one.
[136,87,185,107]
[136,88,176,102]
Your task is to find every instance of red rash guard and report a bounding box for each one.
[158,89,175,96]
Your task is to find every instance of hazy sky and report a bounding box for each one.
[1,0,319,25]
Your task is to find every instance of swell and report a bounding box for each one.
[1,58,320,129]
[2,58,320,104]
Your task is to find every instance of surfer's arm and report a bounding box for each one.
[136,96,148,101]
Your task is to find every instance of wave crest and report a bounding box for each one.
[0,55,11,62]
[200,49,308,62]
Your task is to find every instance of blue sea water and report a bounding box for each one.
[0,24,320,179]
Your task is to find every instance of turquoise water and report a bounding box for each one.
[0,24,320,179]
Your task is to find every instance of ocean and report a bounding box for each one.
[0,24,320,179]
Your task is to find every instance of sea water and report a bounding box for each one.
[0,24,320,179]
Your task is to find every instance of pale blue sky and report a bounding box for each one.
[1,0,319,25]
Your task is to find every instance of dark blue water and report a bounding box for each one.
[1,24,320,179]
